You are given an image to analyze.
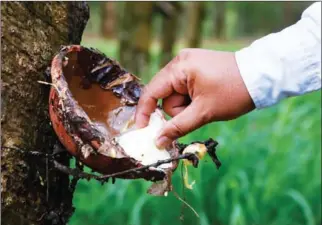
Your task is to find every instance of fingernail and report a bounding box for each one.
[156,136,171,149]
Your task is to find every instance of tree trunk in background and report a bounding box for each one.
[119,2,153,76]
[186,2,206,48]
[213,1,226,40]
[283,1,294,27]
[130,2,153,76]
[119,2,132,73]
[1,2,89,225]
[101,1,116,39]
[159,2,182,67]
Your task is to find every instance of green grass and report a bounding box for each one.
[68,38,321,225]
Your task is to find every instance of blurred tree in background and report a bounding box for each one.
[119,2,153,76]
[213,2,226,40]
[158,2,182,67]
[101,2,116,39]
[69,2,320,225]
[185,2,207,48]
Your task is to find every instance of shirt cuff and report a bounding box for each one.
[235,2,321,109]
[235,48,271,109]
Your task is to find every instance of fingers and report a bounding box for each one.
[135,67,174,128]
[156,99,210,148]
[135,54,188,128]
[162,93,191,117]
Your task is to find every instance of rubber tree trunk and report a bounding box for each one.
[101,1,116,39]
[159,2,182,67]
[213,1,226,40]
[185,2,206,48]
[119,2,153,76]
[1,2,89,225]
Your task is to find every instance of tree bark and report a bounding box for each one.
[119,2,153,76]
[159,2,182,67]
[1,2,89,225]
[186,2,206,48]
[213,1,226,40]
[100,2,116,39]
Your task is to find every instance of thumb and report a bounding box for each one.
[156,100,209,148]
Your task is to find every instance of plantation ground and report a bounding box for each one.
[68,38,321,225]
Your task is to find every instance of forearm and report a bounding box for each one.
[235,2,321,109]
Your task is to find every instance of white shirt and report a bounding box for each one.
[235,2,321,109]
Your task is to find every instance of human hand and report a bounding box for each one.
[135,49,255,148]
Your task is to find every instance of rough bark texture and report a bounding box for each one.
[100,2,116,39]
[119,2,153,76]
[186,2,206,48]
[1,2,89,225]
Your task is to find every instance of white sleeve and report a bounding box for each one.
[235,2,321,109]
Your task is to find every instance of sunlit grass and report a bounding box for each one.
[69,38,321,225]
